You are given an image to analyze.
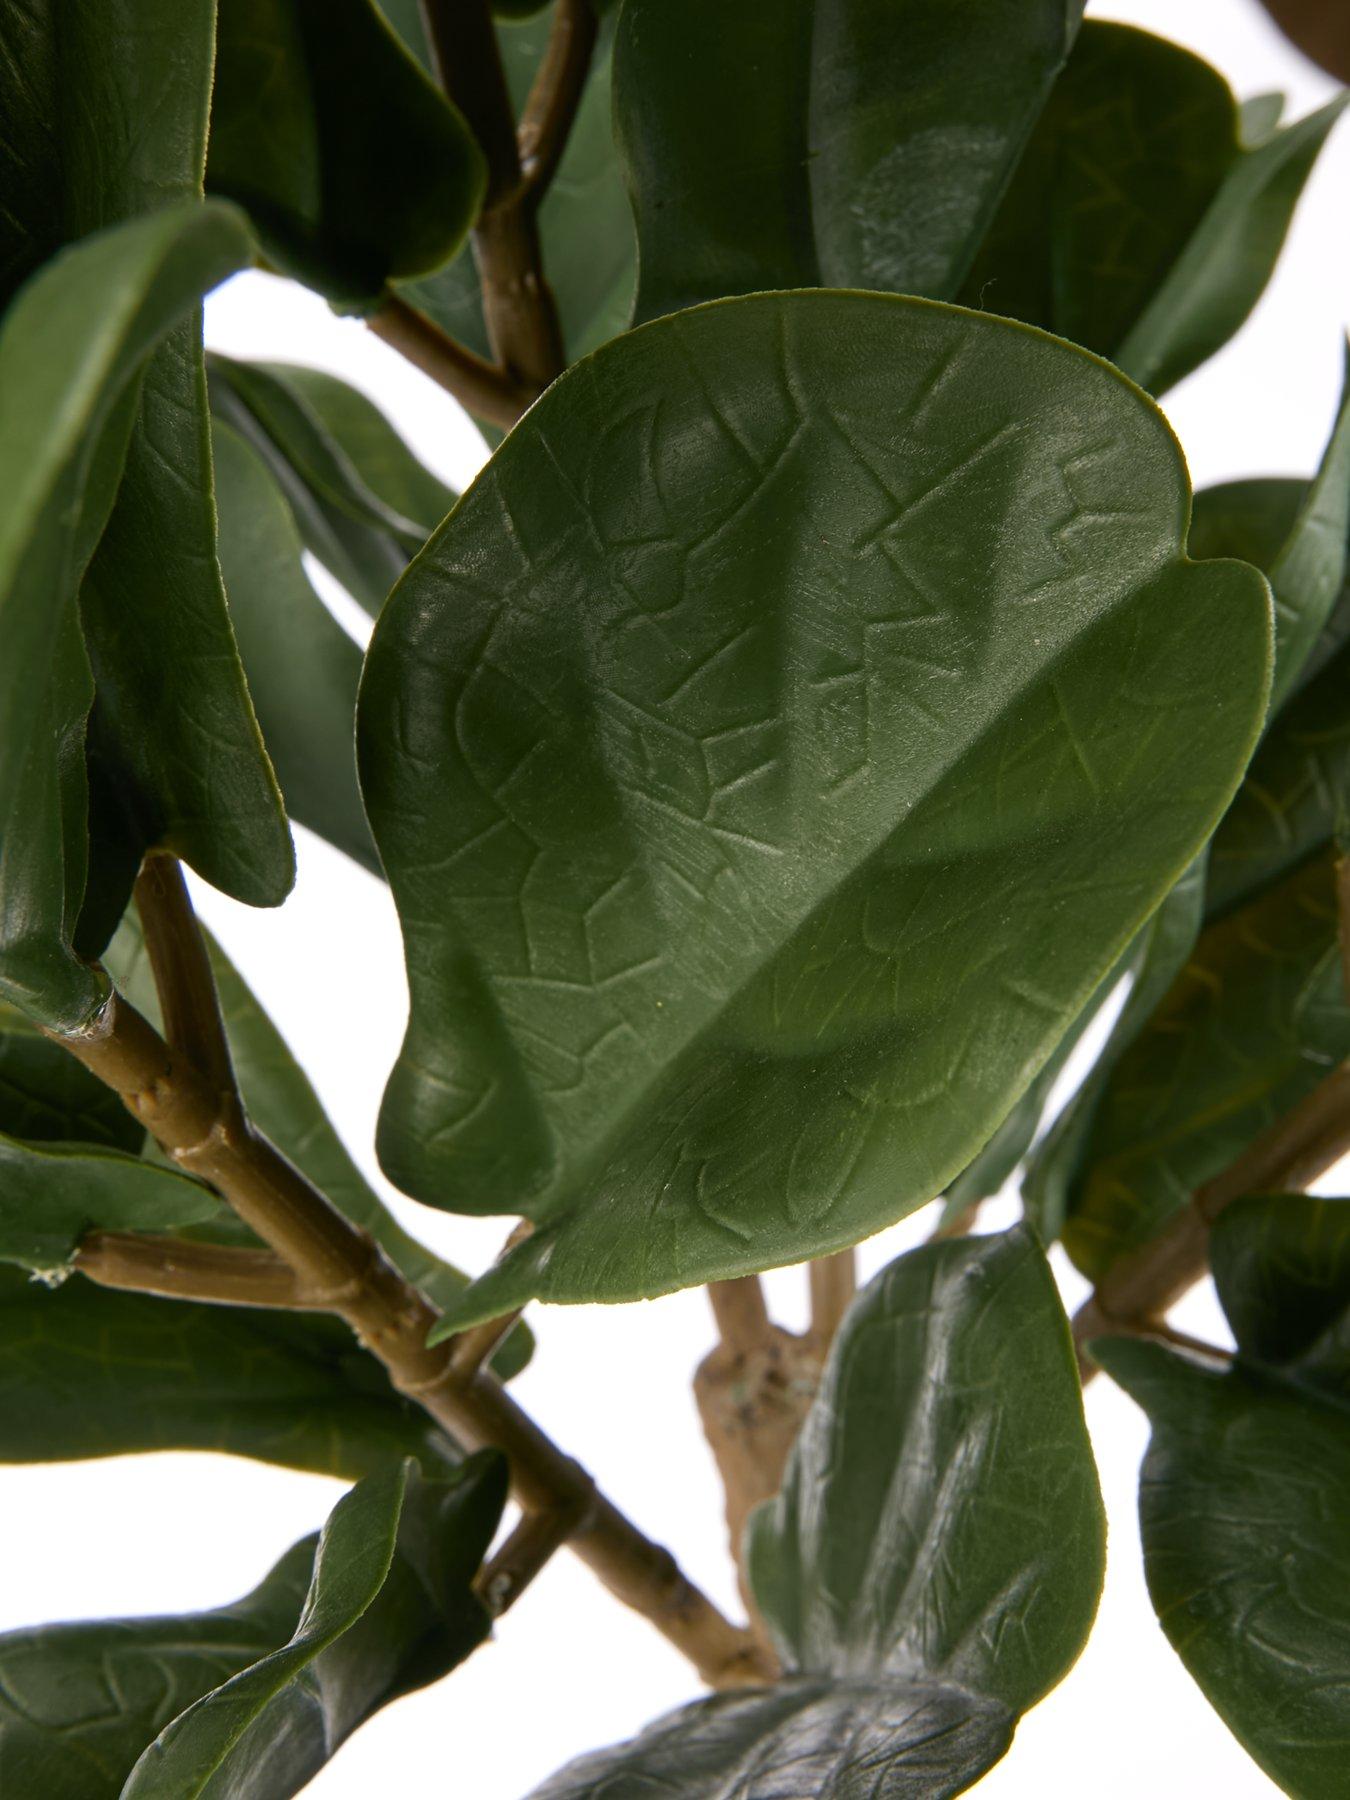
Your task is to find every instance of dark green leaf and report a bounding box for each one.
[1061,854,1350,1280]
[1097,1195,1350,1800]
[208,352,427,614]
[390,2,636,368]
[356,289,1270,1321]
[961,23,1235,365]
[122,1456,504,1798]
[104,914,533,1379]
[615,0,1082,322]
[1114,94,1346,396]
[207,0,485,306]
[0,204,254,1029]
[212,419,378,874]
[0,1457,504,1800]
[746,1228,1103,1714]
[0,1264,456,1477]
[536,1229,1100,1798]
[531,1681,1013,1800]
[0,1140,216,1278]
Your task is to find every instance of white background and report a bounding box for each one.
[3,2,1349,1794]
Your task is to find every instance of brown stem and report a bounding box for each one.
[417,0,566,389]
[807,1251,856,1349]
[1336,853,1350,1004]
[475,1503,580,1619]
[707,1277,774,1358]
[134,857,234,1095]
[50,926,771,1690]
[367,293,536,430]
[76,1231,316,1309]
[517,0,598,197]
[1073,1059,1350,1381]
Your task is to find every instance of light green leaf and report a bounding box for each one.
[207,0,485,306]
[123,1456,503,1798]
[536,1229,1101,1798]
[0,204,254,1029]
[1115,94,1347,396]
[961,23,1235,365]
[104,914,533,1379]
[0,1263,458,1476]
[357,289,1270,1321]
[389,1,637,369]
[212,419,378,875]
[0,1457,504,1800]
[531,1681,1013,1800]
[1061,853,1350,1281]
[615,0,1083,322]
[1096,1193,1350,1799]
[747,1228,1103,1713]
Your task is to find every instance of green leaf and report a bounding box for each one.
[208,352,435,614]
[103,913,533,1379]
[1114,93,1347,396]
[615,0,1083,323]
[1096,1197,1350,1798]
[357,289,1271,1322]
[536,1229,1101,1798]
[531,1682,1013,1800]
[122,1456,504,1798]
[389,2,637,368]
[207,0,485,306]
[0,1003,141,1152]
[961,23,1236,365]
[0,204,254,1030]
[212,419,378,874]
[1061,853,1350,1281]
[0,1264,457,1477]
[0,1457,504,1800]
[747,1228,1103,1712]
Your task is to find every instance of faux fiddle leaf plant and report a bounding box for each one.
[0,0,1347,1795]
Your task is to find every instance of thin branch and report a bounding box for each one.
[517,0,598,197]
[807,1250,856,1349]
[707,1277,775,1359]
[475,1504,580,1619]
[367,292,537,430]
[49,879,773,1690]
[1073,1059,1350,1381]
[134,857,234,1096]
[75,1232,317,1309]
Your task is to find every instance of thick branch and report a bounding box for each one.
[367,293,537,429]
[76,1232,316,1309]
[51,985,770,1690]
[1073,1059,1350,1380]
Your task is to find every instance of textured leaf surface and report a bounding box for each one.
[1062,853,1350,1279]
[123,1457,503,1797]
[388,0,636,368]
[535,1229,1100,1798]
[615,0,1082,322]
[0,1264,456,1477]
[1097,1195,1350,1799]
[212,420,377,874]
[358,289,1271,1319]
[0,1458,503,1800]
[207,0,484,304]
[0,205,253,1029]
[746,1229,1103,1712]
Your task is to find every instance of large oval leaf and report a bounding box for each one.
[615,0,1082,322]
[358,289,1271,1319]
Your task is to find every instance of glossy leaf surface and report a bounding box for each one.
[0,1458,503,1799]
[359,289,1271,1320]
[208,0,484,304]
[0,205,254,1029]
[212,419,378,874]
[1096,1193,1350,1799]
[389,0,637,367]
[0,1265,457,1477]
[123,1457,503,1797]
[615,0,1082,322]
[1062,854,1350,1280]
[536,1229,1101,1797]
